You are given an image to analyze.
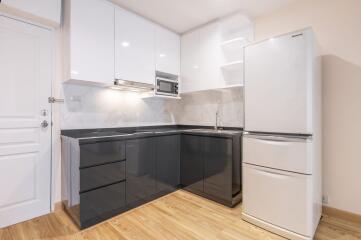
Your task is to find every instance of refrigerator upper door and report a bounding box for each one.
[244,29,314,134]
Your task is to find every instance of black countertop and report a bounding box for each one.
[61,125,243,144]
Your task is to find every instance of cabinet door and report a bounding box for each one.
[156,135,180,193]
[115,7,155,85]
[199,22,222,90]
[80,182,125,228]
[70,0,114,84]
[155,26,180,75]
[126,138,156,205]
[203,137,233,201]
[180,135,203,194]
[180,30,200,93]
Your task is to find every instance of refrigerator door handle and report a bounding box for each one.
[243,132,312,142]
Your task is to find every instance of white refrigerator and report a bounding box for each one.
[242,28,322,240]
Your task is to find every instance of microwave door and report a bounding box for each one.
[157,79,178,96]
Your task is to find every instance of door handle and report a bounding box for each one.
[41,120,49,128]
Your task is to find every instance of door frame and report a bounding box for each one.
[0,12,56,214]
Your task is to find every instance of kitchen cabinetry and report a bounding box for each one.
[61,128,241,229]
[115,7,155,85]
[155,135,180,193]
[180,30,200,93]
[2,0,61,25]
[181,134,241,206]
[180,135,204,194]
[203,137,233,202]
[180,13,253,93]
[63,0,115,85]
[155,26,180,76]
[126,138,157,206]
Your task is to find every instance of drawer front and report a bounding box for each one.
[243,135,312,174]
[243,164,313,236]
[80,182,126,226]
[80,161,125,192]
[80,141,125,168]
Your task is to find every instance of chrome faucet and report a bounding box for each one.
[215,110,219,130]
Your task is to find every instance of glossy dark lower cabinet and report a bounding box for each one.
[180,135,204,195]
[62,130,242,230]
[126,138,157,205]
[80,181,126,228]
[156,135,180,193]
[181,134,242,207]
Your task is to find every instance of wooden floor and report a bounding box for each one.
[1,190,361,240]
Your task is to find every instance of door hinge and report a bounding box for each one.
[48,97,64,103]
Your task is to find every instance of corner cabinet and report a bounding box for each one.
[63,0,115,85]
[181,134,241,207]
[155,26,180,76]
[180,13,253,93]
[115,7,155,85]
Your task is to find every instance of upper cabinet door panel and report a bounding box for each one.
[199,22,222,90]
[70,0,114,84]
[180,30,200,93]
[155,26,180,75]
[2,0,61,24]
[115,8,155,85]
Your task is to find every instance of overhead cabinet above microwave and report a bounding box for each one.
[63,0,180,87]
[115,7,155,86]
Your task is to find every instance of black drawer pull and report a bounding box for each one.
[79,159,125,170]
[80,179,126,194]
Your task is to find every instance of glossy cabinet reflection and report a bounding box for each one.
[126,138,157,205]
[155,135,180,193]
[181,134,241,206]
[181,135,204,194]
[203,137,232,202]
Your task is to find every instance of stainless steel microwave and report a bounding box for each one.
[155,77,179,97]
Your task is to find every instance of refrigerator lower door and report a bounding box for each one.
[243,133,313,174]
[243,164,313,238]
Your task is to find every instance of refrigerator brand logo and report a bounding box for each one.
[291,33,303,38]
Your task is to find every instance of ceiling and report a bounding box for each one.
[111,0,296,33]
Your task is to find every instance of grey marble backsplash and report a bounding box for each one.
[60,83,243,130]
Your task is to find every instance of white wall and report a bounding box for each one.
[253,0,361,215]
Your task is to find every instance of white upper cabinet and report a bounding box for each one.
[180,30,201,93]
[199,22,222,90]
[64,0,115,85]
[115,7,155,85]
[2,0,61,25]
[155,26,180,76]
[180,13,253,93]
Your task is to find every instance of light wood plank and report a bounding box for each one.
[1,190,361,240]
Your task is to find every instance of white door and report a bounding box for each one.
[244,29,314,134]
[0,16,52,228]
[115,7,155,85]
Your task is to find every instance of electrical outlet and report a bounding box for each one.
[322,195,329,204]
